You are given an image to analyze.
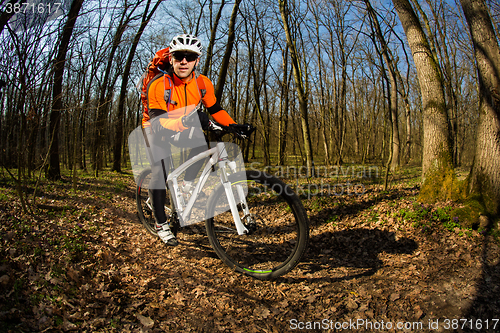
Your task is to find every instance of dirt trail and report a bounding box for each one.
[1,175,499,332]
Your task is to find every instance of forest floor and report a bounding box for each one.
[0,165,499,332]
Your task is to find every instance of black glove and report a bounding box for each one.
[230,123,255,139]
[182,110,209,130]
[149,117,168,146]
[150,118,165,135]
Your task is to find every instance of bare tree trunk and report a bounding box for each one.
[113,0,163,172]
[214,0,242,101]
[0,0,20,35]
[365,0,400,171]
[338,52,347,166]
[461,0,500,217]
[279,0,314,173]
[422,0,460,166]
[47,0,84,180]
[392,0,453,201]
[94,2,140,177]
[403,96,412,163]
[278,48,290,166]
[309,2,331,166]
[202,0,226,76]
[242,6,271,165]
[241,70,252,162]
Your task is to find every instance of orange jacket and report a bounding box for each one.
[143,72,235,131]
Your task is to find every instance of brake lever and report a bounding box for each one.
[228,123,255,139]
[208,120,223,132]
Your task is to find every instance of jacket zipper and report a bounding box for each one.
[184,83,188,115]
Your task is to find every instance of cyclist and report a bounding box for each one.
[144,34,236,246]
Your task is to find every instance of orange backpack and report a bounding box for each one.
[139,47,206,127]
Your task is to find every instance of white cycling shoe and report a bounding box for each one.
[156,223,178,246]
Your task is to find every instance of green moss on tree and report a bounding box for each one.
[450,196,485,229]
[417,153,495,229]
[418,160,459,203]
[419,164,500,229]
[468,171,499,217]
[452,171,499,229]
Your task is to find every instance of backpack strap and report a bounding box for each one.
[159,70,206,112]
[195,74,206,98]
[158,67,172,109]
[163,75,173,111]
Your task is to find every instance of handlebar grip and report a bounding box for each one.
[208,121,255,139]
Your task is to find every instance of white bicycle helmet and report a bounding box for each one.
[169,34,203,56]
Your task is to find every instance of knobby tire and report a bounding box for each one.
[205,170,309,280]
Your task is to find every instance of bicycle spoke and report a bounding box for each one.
[206,170,309,279]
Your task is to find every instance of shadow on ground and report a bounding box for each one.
[464,228,500,332]
[289,228,418,284]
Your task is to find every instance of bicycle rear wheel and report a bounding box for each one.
[136,168,174,236]
[205,170,309,280]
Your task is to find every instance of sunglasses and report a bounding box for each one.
[172,52,198,62]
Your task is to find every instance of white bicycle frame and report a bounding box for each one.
[166,141,250,235]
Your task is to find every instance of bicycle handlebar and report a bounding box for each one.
[207,120,256,140]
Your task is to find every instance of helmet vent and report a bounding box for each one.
[169,34,203,56]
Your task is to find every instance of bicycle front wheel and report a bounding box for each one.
[205,170,309,280]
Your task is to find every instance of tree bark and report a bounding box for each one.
[278,48,290,166]
[279,0,314,173]
[112,0,163,172]
[94,2,140,176]
[365,0,400,171]
[202,0,225,76]
[47,0,84,180]
[460,0,500,216]
[392,0,453,201]
[214,0,242,102]
[311,4,330,166]
[423,0,460,166]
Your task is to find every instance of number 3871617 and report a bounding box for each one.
[4,2,61,15]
